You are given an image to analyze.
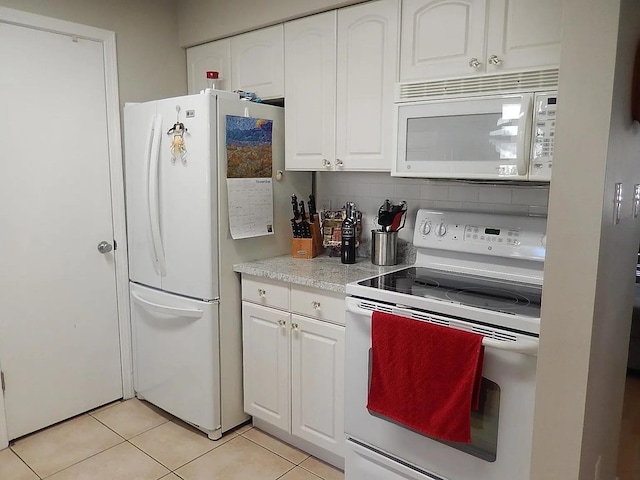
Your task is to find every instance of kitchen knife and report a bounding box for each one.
[291,194,300,220]
[308,194,317,222]
[299,200,311,238]
[291,194,301,238]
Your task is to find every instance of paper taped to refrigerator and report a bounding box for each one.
[225,115,274,239]
[227,178,274,239]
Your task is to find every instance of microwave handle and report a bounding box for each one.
[517,94,534,176]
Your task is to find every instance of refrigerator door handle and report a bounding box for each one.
[131,291,204,319]
[148,114,166,276]
[144,115,159,271]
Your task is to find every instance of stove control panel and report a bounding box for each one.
[413,209,547,262]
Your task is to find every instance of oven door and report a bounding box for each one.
[344,297,538,480]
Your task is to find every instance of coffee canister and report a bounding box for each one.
[371,230,398,266]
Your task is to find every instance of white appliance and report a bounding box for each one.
[124,91,310,440]
[393,92,557,181]
[344,209,546,479]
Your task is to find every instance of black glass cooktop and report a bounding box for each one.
[358,267,542,317]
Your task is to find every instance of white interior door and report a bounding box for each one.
[0,20,123,440]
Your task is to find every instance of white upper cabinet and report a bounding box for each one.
[231,25,284,99]
[486,0,563,73]
[400,0,486,81]
[285,0,398,171]
[284,11,337,171]
[186,38,231,94]
[336,0,399,171]
[400,0,562,82]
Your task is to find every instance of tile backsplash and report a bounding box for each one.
[315,172,549,258]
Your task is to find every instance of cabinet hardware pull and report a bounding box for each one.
[322,159,332,168]
[277,319,286,327]
[488,55,502,66]
[312,301,321,310]
[469,58,481,69]
[292,323,299,331]
[258,289,266,297]
[336,159,344,168]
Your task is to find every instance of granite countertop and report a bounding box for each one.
[233,254,414,293]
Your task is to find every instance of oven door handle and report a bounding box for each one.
[345,300,539,355]
[480,337,538,355]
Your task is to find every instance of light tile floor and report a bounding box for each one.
[0,398,344,480]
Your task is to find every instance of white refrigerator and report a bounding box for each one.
[124,91,310,440]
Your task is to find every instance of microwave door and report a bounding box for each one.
[394,94,534,180]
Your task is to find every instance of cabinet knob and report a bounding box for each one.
[322,159,332,168]
[258,288,266,297]
[469,57,482,69]
[488,55,502,66]
[336,159,344,168]
[311,301,321,310]
[292,323,299,331]
[277,319,286,328]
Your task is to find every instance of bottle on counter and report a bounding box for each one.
[341,202,357,264]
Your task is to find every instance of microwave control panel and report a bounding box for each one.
[529,92,557,180]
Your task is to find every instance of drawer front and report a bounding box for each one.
[242,275,289,310]
[290,284,345,325]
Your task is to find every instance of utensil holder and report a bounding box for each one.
[292,216,322,259]
[371,230,398,266]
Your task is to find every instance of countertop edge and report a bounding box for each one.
[233,254,413,294]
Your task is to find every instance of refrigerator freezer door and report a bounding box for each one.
[124,101,163,289]
[155,94,219,300]
[130,283,221,437]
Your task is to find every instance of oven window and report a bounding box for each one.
[437,378,500,462]
[368,348,501,462]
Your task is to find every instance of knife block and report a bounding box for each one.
[291,216,323,259]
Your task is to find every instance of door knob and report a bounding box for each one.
[97,241,113,254]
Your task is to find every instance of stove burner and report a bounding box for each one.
[445,287,531,311]
[356,266,542,318]
[413,278,440,289]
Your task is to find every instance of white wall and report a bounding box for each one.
[0,0,186,105]
[530,1,640,479]
[178,0,368,47]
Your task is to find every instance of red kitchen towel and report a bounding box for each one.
[367,311,484,443]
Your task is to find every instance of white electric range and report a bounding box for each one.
[344,209,546,480]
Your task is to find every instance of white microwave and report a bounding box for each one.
[393,92,557,181]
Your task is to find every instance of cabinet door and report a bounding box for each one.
[291,315,345,457]
[400,0,487,81]
[186,39,231,94]
[486,0,562,73]
[231,25,284,99]
[284,12,337,171]
[336,0,398,172]
[242,302,290,431]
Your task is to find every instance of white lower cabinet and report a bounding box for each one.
[290,313,344,455]
[241,276,345,461]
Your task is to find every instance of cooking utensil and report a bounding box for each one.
[377,199,394,231]
[389,201,407,232]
